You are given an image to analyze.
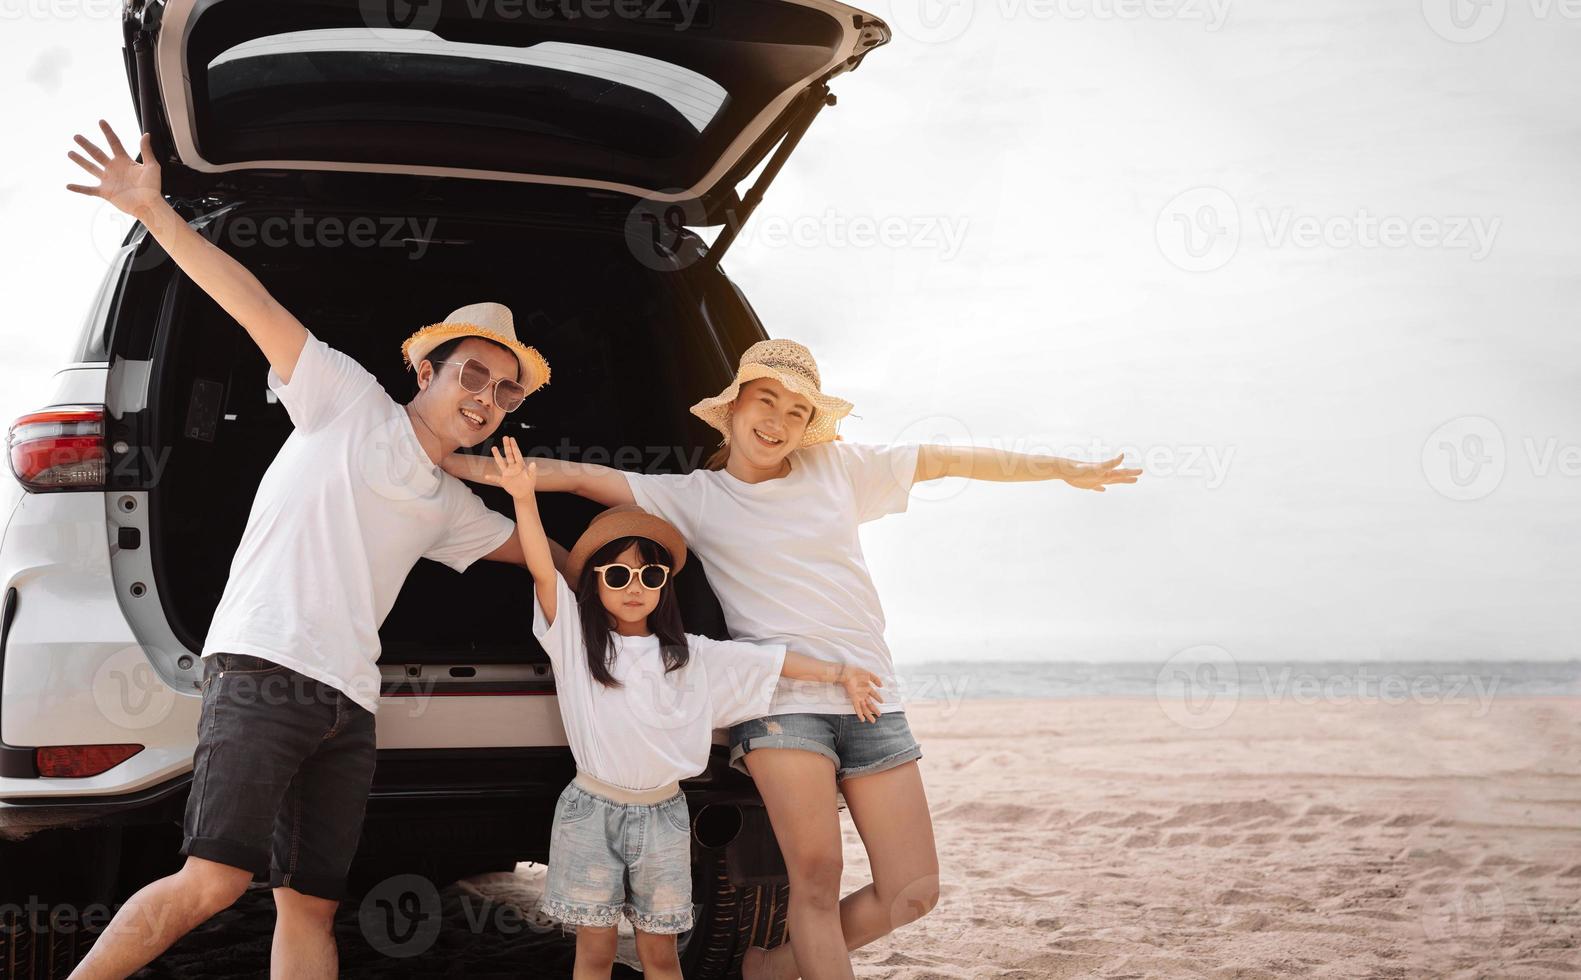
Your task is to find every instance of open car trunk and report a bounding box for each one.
[126,0,890,222]
[146,203,737,668]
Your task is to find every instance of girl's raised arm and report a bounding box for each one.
[489,438,560,623]
[65,121,310,384]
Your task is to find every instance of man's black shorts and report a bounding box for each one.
[179,652,376,901]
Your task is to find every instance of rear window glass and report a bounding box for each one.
[208,30,728,132]
[190,27,736,191]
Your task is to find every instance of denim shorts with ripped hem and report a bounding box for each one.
[727,711,923,781]
[541,781,695,935]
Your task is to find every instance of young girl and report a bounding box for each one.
[455,340,1138,980]
[480,437,882,980]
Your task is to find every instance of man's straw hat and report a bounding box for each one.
[690,339,852,447]
[401,301,551,395]
[565,505,689,585]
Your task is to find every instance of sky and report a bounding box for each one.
[1,0,1577,664]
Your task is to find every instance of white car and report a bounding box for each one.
[0,0,889,975]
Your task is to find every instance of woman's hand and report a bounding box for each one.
[1062,455,1141,493]
[490,436,538,500]
[65,120,163,221]
[839,666,884,723]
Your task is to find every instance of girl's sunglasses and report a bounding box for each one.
[431,358,527,413]
[592,562,671,591]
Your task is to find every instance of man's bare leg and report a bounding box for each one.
[270,886,339,980]
[67,856,253,980]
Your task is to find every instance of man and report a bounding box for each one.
[64,121,557,977]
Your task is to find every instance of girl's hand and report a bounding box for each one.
[1063,455,1142,493]
[489,436,537,500]
[65,120,163,220]
[839,666,884,723]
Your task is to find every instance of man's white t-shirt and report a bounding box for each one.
[622,439,920,717]
[202,334,515,714]
[531,569,787,791]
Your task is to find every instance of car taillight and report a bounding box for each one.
[34,744,143,777]
[7,405,106,492]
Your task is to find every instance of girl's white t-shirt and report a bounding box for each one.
[202,334,516,714]
[622,439,920,717]
[532,570,788,792]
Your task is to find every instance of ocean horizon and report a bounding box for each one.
[888,659,1581,702]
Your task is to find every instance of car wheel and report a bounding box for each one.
[0,827,120,980]
[680,830,790,979]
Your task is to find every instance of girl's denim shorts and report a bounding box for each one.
[541,781,695,935]
[727,711,923,781]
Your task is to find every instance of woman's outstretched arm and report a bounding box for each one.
[914,445,1142,492]
[441,452,635,507]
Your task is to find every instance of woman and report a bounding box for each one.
[449,339,1139,979]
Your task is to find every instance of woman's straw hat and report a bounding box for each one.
[565,504,689,585]
[401,302,551,395]
[690,339,853,447]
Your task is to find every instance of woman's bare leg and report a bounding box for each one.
[744,760,940,980]
[741,748,853,980]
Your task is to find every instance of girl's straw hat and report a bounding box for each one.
[401,302,551,395]
[565,504,689,584]
[690,339,853,447]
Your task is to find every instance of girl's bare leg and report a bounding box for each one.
[744,760,940,980]
[741,748,854,980]
[573,924,618,980]
[633,928,683,980]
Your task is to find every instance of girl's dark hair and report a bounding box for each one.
[575,535,689,687]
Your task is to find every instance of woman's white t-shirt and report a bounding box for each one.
[202,334,515,714]
[532,570,788,792]
[622,439,920,717]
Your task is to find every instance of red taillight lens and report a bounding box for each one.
[7,405,106,492]
[34,744,143,777]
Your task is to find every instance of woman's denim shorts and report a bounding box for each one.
[727,711,923,781]
[541,781,695,935]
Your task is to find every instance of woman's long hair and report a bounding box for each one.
[574,536,689,688]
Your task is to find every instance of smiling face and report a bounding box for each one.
[597,542,663,629]
[727,377,814,469]
[414,337,520,449]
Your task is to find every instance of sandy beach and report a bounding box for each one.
[856,695,1580,979]
[122,694,1578,978]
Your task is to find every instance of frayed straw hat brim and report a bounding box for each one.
[402,322,551,395]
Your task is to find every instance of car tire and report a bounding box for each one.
[680,845,790,980]
[0,827,120,980]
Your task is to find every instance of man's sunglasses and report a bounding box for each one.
[591,563,671,591]
[431,358,527,413]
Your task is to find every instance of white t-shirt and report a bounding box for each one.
[623,439,920,717]
[202,334,515,714]
[532,569,788,791]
